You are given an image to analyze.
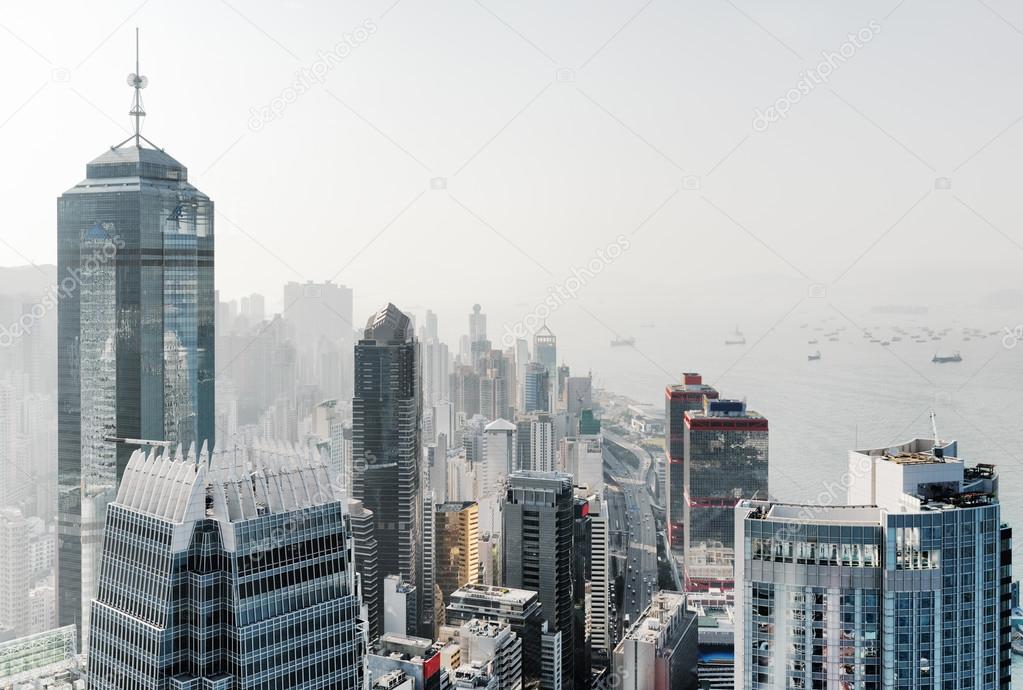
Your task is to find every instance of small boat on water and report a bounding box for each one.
[932,352,963,364]
[725,325,746,346]
[808,339,819,345]
[610,336,636,347]
[808,350,822,361]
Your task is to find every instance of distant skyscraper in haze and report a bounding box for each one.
[57,49,214,642]
[684,398,767,590]
[533,325,557,403]
[469,304,487,344]
[515,413,554,473]
[352,303,423,641]
[87,443,365,689]
[665,373,718,551]
[503,471,575,690]
[523,361,550,414]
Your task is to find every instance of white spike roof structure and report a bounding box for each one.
[113,441,339,524]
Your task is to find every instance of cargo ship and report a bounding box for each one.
[932,352,962,364]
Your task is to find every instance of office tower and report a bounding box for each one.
[482,419,516,496]
[561,435,603,494]
[422,491,440,637]
[578,410,600,436]
[523,362,550,414]
[384,575,419,637]
[532,325,557,401]
[555,366,570,412]
[350,498,382,643]
[587,494,611,664]
[480,372,510,422]
[0,508,30,638]
[88,443,366,689]
[447,453,479,504]
[422,338,450,410]
[664,373,719,551]
[435,502,481,606]
[428,435,449,504]
[463,414,488,466]
[57,64,215,641]
[446,584,549,690]
[442,619,523,690]
[433,401,454,448]
[503,471,575,690]
[572,498,592,690]
[353,303,423,642]
[611,591,698,690]
[452,365,482,419]
[368,635,447,690]
[564,376,591,416]
[734,437,1012,690]
[683,398,767,591]
[515,413,554,473]
[514,339,529,412]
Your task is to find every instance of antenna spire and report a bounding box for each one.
[127,27,148,147]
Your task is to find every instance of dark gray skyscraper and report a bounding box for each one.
[352,303,422,640]
[57,52,214,642]
[87,443,365,689]
[502,470,575,690]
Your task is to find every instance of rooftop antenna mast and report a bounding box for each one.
[113,28,160,150]
[929,409,944,458]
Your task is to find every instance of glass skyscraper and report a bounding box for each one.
[684,397,768,591]
[735,438,1012,690]
[352,303,423,640]
[58,141,214,642]
[87,443,366,689]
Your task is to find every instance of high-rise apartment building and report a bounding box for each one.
[0,508,31,638]
[58,71,215,641]
[735,437,1012,690]
[87,443,366,689]
[353,303,423,643]
[503,471,575,690]
[664,373,718,551]
[684,398,767,590]
[435,501,481,605]
[611,591,698,690]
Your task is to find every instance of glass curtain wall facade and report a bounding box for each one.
[664,373,718,551]
[87,444,365,690]
[352,304,422,641]
[684,399,768,590]
[58,146,214,642]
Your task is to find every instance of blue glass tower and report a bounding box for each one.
[57,45,214,641]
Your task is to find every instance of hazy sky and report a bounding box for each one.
[3,0,1022,346]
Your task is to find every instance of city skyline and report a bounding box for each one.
[1,5,1022,689]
